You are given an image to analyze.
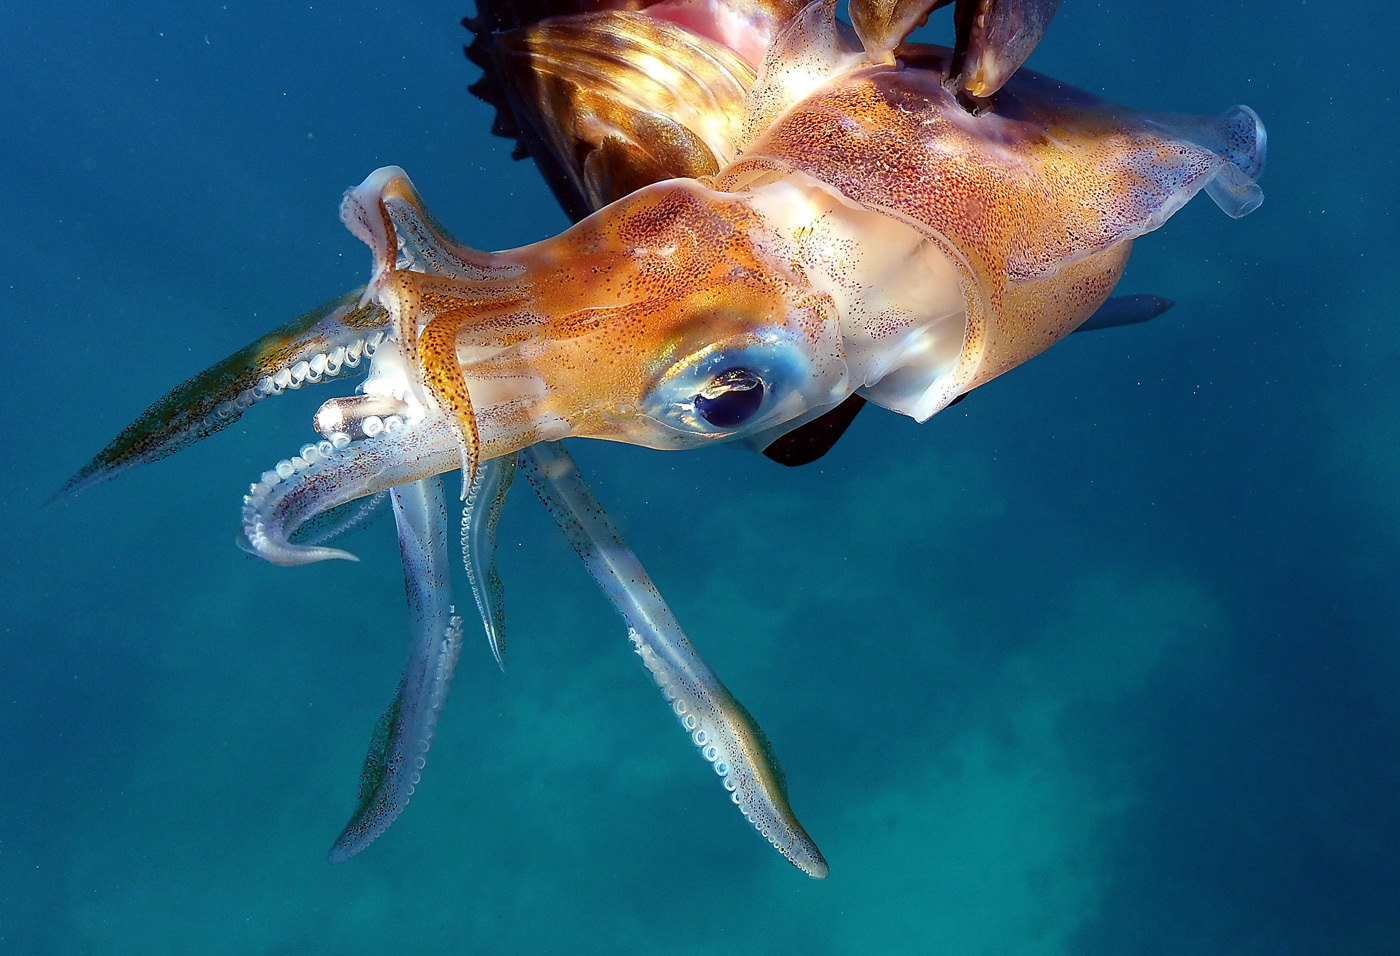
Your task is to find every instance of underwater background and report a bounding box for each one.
[3,1,1398,952]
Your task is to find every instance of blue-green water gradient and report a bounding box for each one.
[2,1,1397,952]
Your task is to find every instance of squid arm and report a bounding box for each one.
[462,453,517,669]
[522,441,828,878]
[329,474,463,863]
[56,292,391,500]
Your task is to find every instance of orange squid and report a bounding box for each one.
[65,0,1263,876]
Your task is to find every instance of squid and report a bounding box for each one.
[63,0,1264,878]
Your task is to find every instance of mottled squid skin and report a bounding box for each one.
[358,174,843,457]
[63,0,1264,878]
[329,1,1263,481]
[724,44,1264,394]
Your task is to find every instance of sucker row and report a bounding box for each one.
[213,330,387,422]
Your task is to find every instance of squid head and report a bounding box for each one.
[342,168,851,461]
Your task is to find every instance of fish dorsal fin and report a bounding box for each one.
[737,0,864,152]
[488,12,756,211]
[761,395,867,466]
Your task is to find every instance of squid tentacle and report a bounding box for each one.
[522,442,828,879]
[329,474,463,862]
[462,453,518,669]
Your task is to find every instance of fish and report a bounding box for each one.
[61,0,1264,877]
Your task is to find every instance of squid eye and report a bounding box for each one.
[694,369,765,428]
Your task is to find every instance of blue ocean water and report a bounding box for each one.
[3,1,1397,951]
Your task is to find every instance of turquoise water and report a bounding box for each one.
[4,2,1398,952]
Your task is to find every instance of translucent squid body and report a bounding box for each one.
[65,0,1265,877]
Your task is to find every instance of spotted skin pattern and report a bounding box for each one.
[380,179,837,451]
[65,0,1265,879]
[720,52,1262,389]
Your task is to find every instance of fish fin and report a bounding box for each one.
[762,395,867,466]
[474,11,754,214]
[1073,294,1174,334]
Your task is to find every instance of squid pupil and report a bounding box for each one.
[695,370,764,428]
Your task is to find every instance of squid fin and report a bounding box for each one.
[978,75,1268,280]
[1157,105,1267,219]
